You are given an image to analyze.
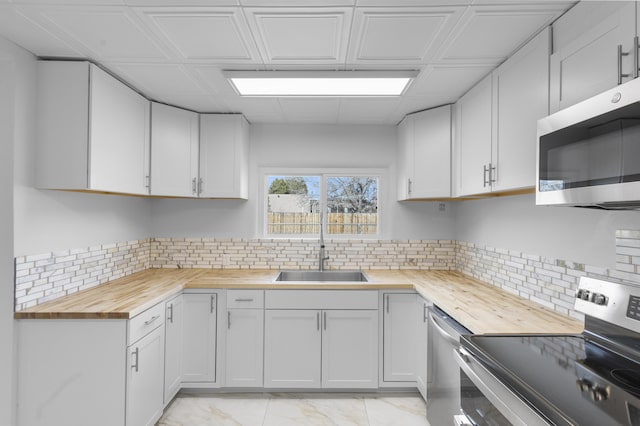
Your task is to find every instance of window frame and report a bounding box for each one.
[258,167,385,239]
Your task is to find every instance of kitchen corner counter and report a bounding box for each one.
[14,268,584,335]
[404,270,584,335]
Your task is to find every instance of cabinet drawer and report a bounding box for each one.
[128,302,165,345]
[227,290,264,309]
[265,290,378,310]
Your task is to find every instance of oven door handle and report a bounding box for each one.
[455,348,550,426]
[428,310,460,346]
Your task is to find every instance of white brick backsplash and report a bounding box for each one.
[15,230,640,317]
[14,239,150,311]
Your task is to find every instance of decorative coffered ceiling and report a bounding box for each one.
[0,0,575,124]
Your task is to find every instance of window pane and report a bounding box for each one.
[326,176,378,235]
[267,175,320,235]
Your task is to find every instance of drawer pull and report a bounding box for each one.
[144,315,160,326]
[167,304,174,323]
[234,298,254,302]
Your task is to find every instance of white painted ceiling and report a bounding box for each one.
[0,0,575,124]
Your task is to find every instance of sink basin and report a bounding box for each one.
[275,270,368,282]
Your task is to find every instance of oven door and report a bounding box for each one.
[455,347,550,426]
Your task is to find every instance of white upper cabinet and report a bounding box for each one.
[150,110,249,199]
[36,61,150,195]
[150,103,200,197]
[199,114,249,199]
[454,74,493,197]
[454,27,550,197]
[397,105,451,201]
[491,27,550,193]
[550,2,637,113]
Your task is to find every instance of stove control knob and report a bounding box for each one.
[577,290,590,300]
[593,294,607,306]
[576,378,592,392]
[590,386,609,402]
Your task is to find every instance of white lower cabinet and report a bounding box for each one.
[415,297,431,400]
[264,309,322,388]
[322,310,378,389]
[264,290,379,390]
[382,293,418,383]
[126,325,165,426]
[225,290,264,388]
[164,294,183,403]
[182,292,219,384]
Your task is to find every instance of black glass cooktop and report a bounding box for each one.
[461,334,640,426]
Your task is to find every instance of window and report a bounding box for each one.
[265,173,379,237]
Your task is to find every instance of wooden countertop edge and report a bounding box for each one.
[14,269,584,335]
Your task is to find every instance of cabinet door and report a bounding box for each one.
[322,310,378,389]
[126,326,165,426]
[415,299,430,400]
[492,28,550,192]
[382,293,417,382]
[89,65,150,195]
[150,103,199,197]
[264,310,321,388]
[412,105,451,198]
[550,2,636,113]
[199,114,249,199]
[396,115,414,201]
[454,75,492,197]
[225,308,264,387]
[182,293,217,383]
[164,294,183,404]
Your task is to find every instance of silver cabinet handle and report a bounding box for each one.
[198,178,203,195]
[228,311,231,329]
[144,315,160,325]
[210,294,216,314]
[317,312,320,331]
[323,311,327,331]
[385,294,390,314]
[618,44,631,85]
[423,303,428,323]
[234,298,254,302]
[490,163,496,184]
[634,36,639,79]
[483,164,489,187]
[145,175,150,189]
[167,304,174,323]
[192,177,197,195]
[131,347,139,372]
[407,178,412,196]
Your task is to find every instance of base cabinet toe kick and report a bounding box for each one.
[16,288,425,426]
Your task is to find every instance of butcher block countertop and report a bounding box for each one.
[14,268,583,334]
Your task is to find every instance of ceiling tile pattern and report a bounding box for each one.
[0,1,575,124]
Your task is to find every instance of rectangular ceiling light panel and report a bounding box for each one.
[224,71,417,97]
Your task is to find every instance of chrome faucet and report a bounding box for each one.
[319,212,329,271]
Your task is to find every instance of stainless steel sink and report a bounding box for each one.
[275,270,368,282]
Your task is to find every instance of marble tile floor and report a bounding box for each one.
[157,392,431,426]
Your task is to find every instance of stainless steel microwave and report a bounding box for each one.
[537,77,640,209]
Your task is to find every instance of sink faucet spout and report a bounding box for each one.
[319,212,329,271]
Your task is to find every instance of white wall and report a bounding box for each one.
[454,193,640,268]
[0,48,16,426]
[12,53,151,256]
[149,123,456,240]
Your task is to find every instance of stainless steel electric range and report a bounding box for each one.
[455,277,640,426]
